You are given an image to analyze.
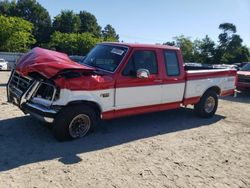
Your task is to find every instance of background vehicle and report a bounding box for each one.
[0,52,24,70]
[0,58,8,70]
[7,43,237,141]
[234,62,249,70]
[237,63,250,90]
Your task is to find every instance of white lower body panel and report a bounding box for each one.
[184,76,235,98]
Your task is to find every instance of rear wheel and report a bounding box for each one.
[52,105,98,141]
[194,90,218,118]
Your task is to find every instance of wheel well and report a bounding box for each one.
[66,100,102,116]
[204,86,221,96]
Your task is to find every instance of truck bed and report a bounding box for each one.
[183,68,236,102]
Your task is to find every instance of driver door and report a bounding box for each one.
[115,49,162,111]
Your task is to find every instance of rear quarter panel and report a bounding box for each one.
[184,69,236,100]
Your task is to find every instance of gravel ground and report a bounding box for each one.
[0,71,249,188]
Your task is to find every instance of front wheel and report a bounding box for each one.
[194,91,218,118]
[52,105,97,141]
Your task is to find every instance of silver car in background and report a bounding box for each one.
[0,58,8,70]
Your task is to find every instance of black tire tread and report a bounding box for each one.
[194,90,218,118]
[52,104,98,141]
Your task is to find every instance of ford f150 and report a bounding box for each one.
[7,43,237,141]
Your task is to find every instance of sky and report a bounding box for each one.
[38,0,250,46]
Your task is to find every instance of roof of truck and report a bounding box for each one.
[102,42,180,50]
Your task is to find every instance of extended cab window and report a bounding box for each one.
[123,50,158,76]
[164,51,180,76]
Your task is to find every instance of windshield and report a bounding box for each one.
[81,44,128,72]
[241,63,250,71]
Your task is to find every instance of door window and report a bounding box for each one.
[123,50,158,76]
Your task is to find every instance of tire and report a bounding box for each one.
[52,104,98,141]
[194,90,218,118]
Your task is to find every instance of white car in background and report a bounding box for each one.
[0,58,8,70]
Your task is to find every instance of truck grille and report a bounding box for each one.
[9,71,33,98]
[30,81,59,107]
[34,82,56,101]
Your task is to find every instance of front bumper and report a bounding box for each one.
[7,70,60,123]
[22,102,58,123]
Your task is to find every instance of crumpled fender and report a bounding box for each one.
[15,47,95,79]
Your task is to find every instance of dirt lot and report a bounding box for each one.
[0,71,249,188]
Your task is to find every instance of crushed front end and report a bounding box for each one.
[6,47,99,125]
[7,70,60,123]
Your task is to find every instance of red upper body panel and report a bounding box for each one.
[16,47,95,78]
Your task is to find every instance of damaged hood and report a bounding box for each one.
[16,47,95,78]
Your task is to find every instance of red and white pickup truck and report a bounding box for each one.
[7,43,236,141]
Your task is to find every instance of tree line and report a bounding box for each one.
[0,0,119,55]
[164,23,250,64]
[0,0,249,64]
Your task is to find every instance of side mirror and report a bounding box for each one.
[136,69,150,78]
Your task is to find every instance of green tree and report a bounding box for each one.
[174,35,194,62]
[77,32,102,55]
[102,24,119,41]
[49,31,101,55]
[16,0,51,45]
[194,35,216,64]
[0,0,16,16]
[163,36,195,62]
[0,15,36,52]
[0,0,51,45]
[52,10,80,33]
[78,11,101,37]
[216,22,250,63]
